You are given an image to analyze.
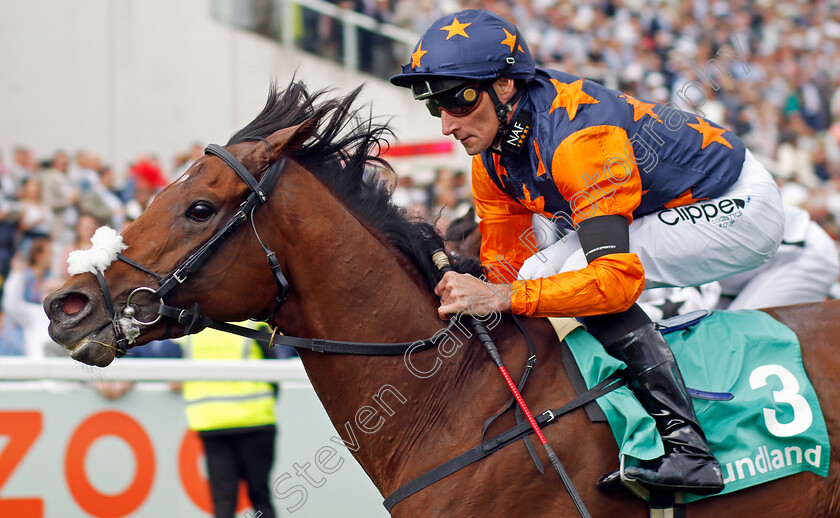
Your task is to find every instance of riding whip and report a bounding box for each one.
[431,249,592,518]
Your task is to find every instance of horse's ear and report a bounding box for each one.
[265,118,318,161]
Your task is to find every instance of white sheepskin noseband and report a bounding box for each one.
[67,226,128,276]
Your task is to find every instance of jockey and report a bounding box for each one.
[391,9,785,495]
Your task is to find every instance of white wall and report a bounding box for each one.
[0,0,468,180]
[0,376,389,518]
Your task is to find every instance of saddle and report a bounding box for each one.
[560,309,830,504]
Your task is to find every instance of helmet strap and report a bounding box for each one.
[488,26,527,154]
[487,86,526,154]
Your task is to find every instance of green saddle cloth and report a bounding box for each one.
[564,309,830,501]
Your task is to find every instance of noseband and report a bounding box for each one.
[95,144,289,357]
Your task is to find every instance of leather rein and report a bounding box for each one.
[90,143,616,515]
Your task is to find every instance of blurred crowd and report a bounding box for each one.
[294,0,840,233]
[5,0,840,357]
[0,144,203,357]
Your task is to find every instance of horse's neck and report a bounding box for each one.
[273,166,443,343]
[272,167,478,491]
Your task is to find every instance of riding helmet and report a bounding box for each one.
[390,9,535,97]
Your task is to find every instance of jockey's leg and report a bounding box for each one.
[587,304,724,494]
[517,149,784,493]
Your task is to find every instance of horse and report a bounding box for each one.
[44,81,840,517]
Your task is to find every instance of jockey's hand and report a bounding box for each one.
[434,271,511,320]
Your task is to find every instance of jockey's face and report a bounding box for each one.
[440,78,518,156]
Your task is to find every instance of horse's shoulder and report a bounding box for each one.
[761,299,840,340]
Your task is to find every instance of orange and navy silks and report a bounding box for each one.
[509,254,646,317]
[475,69,746,317]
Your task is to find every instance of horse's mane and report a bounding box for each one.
[227,81,482,288]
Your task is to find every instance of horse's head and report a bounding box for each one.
[44,118,317,366]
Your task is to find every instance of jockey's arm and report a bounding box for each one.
[509,217,645,317]
[511,126,649,317]
[513,126,649,317]
[472,156,537,282]
[435,156,533,319]
[437,126,648,318]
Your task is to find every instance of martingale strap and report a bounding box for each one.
[382,372,626,512]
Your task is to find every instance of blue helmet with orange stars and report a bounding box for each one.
[390,9,535,97]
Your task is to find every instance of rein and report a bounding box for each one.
[91,143,614,515]
[384,372,625,512]
[157,304,460,355]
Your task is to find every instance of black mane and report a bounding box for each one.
[228,81,481,288]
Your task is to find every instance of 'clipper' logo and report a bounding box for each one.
[658,198,746,228]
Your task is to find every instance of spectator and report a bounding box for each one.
[0,310,25,356]
[180,325,280,518]
[56,213,101,282]
[17,178,53,246]
[69,150,101,193]
[172,143,204,179]
[391,175,427,208]
[124,156,169,221]
[1,238,63,358]
[37,150,79,244]
[0,154,21,284]
[95,165,128,228]
[8,146,35,191]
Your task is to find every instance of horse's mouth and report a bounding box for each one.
[66,326,118,367]
[47,313,118,367]
[45,286,123,367]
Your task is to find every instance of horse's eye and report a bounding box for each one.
[187,203,214,221]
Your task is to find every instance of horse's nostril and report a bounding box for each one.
[60,293,89,316]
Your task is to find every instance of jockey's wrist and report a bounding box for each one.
[491,283,512,312]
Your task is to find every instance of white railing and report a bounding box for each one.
[0,357,308,382]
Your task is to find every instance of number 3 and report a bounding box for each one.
[749,364,813,437]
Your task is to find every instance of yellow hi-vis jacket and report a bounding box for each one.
[182,325,276,432]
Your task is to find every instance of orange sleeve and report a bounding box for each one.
[471,155,535,283]
[509,253,645,317]
[551,125,643,224]
[505,125,646,317]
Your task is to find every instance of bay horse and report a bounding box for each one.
[45,82,840,517]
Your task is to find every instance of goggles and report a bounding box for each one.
[424,84,485,118]
[411,79,486,118]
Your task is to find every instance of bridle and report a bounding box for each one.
[92,142,453,358]
[95,143,290,357]
[84,142,608,516]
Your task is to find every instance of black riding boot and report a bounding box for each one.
[596,322,724,495]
